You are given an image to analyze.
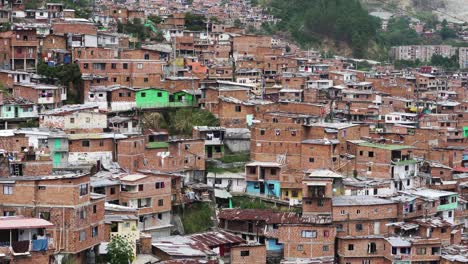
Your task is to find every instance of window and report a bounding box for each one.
[240,250,250,256]
[215,178,222,184]
[356,223,363,231]
[80,184,89,196]
[158,199,164,206]
[123,63,128,69]
[348,244,354,251]
[357,209,361,214]
[417,248,426,255]
[83,63,88,69]
[157,92,163,97]
[336,224,344,231]
[235,105,241,112]
[431,247,440,255]
[92,226,98,237]
[317,199,324,207]
[260,129,265,135]
[93,63,106,70]
[368,151,374,158]
[275,129,281,136]
[301,230,317,238]
[3,211,15,216]
[271,168,277,175]
[39,212,50,220]
[137,63,143,69]
[79,231,86,241]
[119,92,123,97]
[82,140,90,147]
[138,184,144,191]
[292,190,298,198]
[400,247,410,254]
[141,92,146,98]
[323,245,329,252]
[70,117,75,124]
[368,242,377,253]
[126,77,130,82]
[323,230,329,238]
[3,184,13,195]
[93,205,97,214]
[79,208,86,219]
[309,157,315,163]
[451,196,456,203]
[155,182,165,189]
[99,140,104,147]
[340,210,346,215]
[359,151,363,156]
[297,245,303,251]
[110,187,115,195]
[144,77,148,83]
[86,117,90,123]
[157,213,163,220]
[111,63,117,69]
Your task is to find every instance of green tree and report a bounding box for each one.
[148,15,163,25]
[37,62,83,104]
[184,12,206,31]
[439,27,457,40]
[269,0,379,57]
[107,235,135,264]
[233,19,242,28]
[168,108,219,135]
[430,54,459,70]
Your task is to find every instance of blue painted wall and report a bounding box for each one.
[265,180,281,198]
[267,238,283,251]
[246,181,261,195]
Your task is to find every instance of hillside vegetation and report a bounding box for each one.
[268,0,380,58]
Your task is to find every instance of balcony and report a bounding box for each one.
[38,96,55,104]
[11,39,38,47]
[0,217,54,258]
[205,138,223,145]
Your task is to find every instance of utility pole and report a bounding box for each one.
[172,35,177,77]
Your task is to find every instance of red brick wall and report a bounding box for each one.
[278,224,335,259]
[231,245,266,264]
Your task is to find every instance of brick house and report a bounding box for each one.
[0,173,106,263]
[332,196,398,264]
[68,133,127,167]
[119,172,173,239]
[76,58,165,88]
[230,244,266,264]
[277,219,335,263]
[346,140,419,190]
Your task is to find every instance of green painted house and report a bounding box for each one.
[1,103,37,119]
[135,89,197,109]
[171,91,196,107]
[136,88,170,109]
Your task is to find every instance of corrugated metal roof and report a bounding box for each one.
[218,209,332,225]
[332,196,396,206]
